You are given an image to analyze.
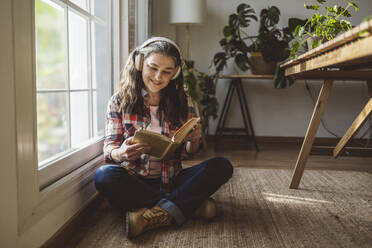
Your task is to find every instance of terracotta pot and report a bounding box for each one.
[250,52,276,75]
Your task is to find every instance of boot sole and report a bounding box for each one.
[125,211,132,238]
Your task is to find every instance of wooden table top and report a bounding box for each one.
[281,19,372,77]
[219,74,274,79]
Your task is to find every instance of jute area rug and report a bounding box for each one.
[71,168,372,248]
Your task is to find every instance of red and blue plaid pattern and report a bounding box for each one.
[104,92,196,192]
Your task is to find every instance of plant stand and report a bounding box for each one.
[214,74,274,152]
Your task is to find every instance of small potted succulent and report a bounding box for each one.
[290,0,359,58]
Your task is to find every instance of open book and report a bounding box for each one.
[132,117,200,159]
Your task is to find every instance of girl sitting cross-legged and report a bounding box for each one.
[94,37,233,238]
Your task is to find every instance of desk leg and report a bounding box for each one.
[290,80,333,189]
[333,80,372,157]
[368,80,372,97]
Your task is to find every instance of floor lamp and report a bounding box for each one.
[170,0,208,149]
[169,0,205,60]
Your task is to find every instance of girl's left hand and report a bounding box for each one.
[185,124,202,143]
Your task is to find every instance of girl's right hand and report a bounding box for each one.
[111,137,150,162]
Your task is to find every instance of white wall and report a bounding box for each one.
[152,0,372,138]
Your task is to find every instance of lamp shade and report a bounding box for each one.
[169,0,205,25]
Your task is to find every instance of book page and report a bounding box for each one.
[133,130,172,158]
[173,117,200,143]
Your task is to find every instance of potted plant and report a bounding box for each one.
[248,6,290,75]
[182,59,218,135]
[290,0,359,58]
[213,4,304,87]
[182,59,200,102]
[213,3,257,74]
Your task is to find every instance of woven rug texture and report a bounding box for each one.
[68,168,372,248]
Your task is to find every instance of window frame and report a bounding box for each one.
[35,0,112,189]
[13,0,121,234]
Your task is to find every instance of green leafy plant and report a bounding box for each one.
[197,72,218,134]
[249,6,291,63]
[290,0,359,58]
[182,60,218,135]
[182,60,200,102]
[213,3,257,73]
[214,4,304,88]
[247,6,305,88]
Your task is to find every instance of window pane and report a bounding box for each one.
[69,0,88,11]
[92,90,104,137]
[70,91,90,147]
[35,0,67,90]
[68,10,89,90]
[92,11,111,137]
[92,0,108,21]
[37,93,69,163]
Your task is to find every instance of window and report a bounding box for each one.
[35,0,112,188]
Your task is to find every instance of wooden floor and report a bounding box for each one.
[184,138,372,173]
[43,139,372,248]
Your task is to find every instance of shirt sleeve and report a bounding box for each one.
[103,94,124,163]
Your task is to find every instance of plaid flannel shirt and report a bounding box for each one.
[103,91,197,192]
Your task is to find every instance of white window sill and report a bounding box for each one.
[20,154,104,234]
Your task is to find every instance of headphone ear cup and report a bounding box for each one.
[134,53,144,71]
[171,66,181,80]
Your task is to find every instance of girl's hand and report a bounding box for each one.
[111,137,150,162]
[185,124,202,143]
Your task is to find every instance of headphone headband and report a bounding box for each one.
[138,37,181,56]
[134,37,182,80]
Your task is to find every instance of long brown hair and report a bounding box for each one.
[117,39,188,127]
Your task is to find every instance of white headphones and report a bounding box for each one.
[134,37,182,80]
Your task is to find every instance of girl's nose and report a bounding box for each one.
[155,71,161,80]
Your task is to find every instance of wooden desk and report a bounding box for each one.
[281,19,372,189]
[215,74,274,152]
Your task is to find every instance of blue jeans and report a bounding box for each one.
[94,157,233,225]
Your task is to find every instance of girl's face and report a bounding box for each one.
[142,52,178,95]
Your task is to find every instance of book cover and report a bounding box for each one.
[132,117,200,159]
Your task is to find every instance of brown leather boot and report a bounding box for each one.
[126,206,173,238]
[194,197,217,220]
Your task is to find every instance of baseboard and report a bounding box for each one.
[207,135,370,145]
[207,135,372,156]
[41,193,102,248]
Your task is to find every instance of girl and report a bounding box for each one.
[94,37,233,238]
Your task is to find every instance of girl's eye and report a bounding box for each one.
[150,67,157,71]
[163,71,171,75]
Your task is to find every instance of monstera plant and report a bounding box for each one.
[214,3,304,88]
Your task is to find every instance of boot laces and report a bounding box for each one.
[143,207,170,229]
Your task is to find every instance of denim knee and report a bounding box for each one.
[94,164,116,191]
